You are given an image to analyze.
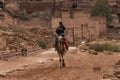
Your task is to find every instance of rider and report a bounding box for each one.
[55,22,68,50]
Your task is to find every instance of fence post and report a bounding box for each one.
[81,24,84,40]
[88,30,91,42]
[73,27,75,46]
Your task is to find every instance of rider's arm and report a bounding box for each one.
[63,26,66,31]
[56,28,61,34]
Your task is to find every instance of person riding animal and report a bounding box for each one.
[55,22,68,50]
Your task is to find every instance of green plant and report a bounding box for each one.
[102,43,113,51]
[89,43,103,52]
[18,10,30,20]
[16,38,23,43]
[29,12,39,18]
[39,9,52,21]
[12,26,26,34]
[110,45,120,52]
[0,25,7,31]
[90,0,112,22]
[37,41,47,49]
[89,43,120,52]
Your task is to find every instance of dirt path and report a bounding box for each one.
[0,47,119,80]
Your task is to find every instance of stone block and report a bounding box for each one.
[93,67,101,71]
[89,50,98,55]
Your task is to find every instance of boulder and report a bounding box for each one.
[93,67,101,71]
[78,42,88,52]
[89,50,98,55]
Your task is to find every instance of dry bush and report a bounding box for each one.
[89,42,120,52]
[12,26,26,34]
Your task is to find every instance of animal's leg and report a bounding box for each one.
[59,59,62,68]
[61,54,65,67]
[62,59,65,67]
[58,53,62,68]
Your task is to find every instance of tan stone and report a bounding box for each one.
[89,50,98,55]
[78,44,88,51]
[93,67,101,71]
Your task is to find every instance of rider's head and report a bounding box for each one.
[59,21,63,26]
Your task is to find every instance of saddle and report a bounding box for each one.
[58,36,69,50]
[63,38,69,50]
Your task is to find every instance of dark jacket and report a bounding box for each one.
[56,25,66,35]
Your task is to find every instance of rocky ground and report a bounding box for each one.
[0,47,119,80]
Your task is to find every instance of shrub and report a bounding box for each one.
[101,43,120,52]
[37,41,47,49]
[89,43,103,52]
[90,0,112,22]
[89,43,120,52]
[27,12,40,18]
[12,26,26,34]
[39,9,52,21]
[16,38,23,43]
[0,25,7,31]
[102,43,113,51]
[18,10,30,20]
[111,45,120,52]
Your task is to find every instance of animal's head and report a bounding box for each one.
[58,35,63,41]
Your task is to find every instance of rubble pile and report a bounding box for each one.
[102,60,120,80]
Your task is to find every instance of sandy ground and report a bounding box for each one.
[0,47,119,80]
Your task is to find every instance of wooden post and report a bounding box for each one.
[81,24,84,40]
[73,27,75,46]
[88,30,91,42]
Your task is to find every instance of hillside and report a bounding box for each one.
[0,9,54,54]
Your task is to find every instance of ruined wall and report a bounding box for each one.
[51,11,106,43]
[19,2,54,13]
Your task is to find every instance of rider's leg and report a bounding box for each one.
[55,34,59,50]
